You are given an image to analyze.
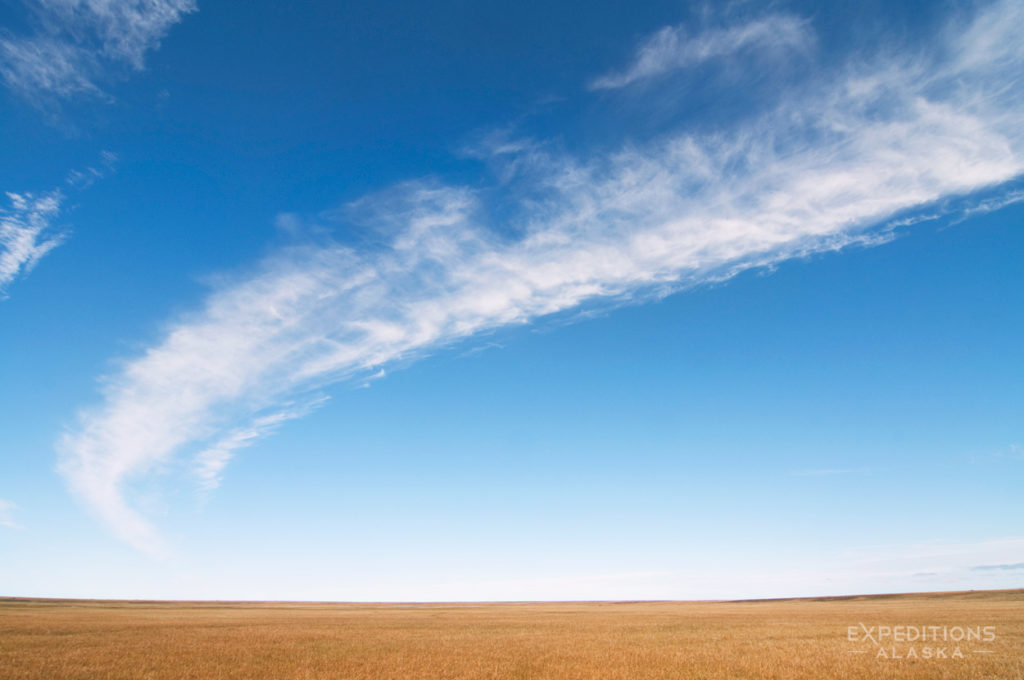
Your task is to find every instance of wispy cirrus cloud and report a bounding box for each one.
[1,154,116,298]
[0,190,65,297]
[971,562,1024,571]
[194,396,328,493]
[0,0,196,101]
[60,0,1024,554]
[589,13,812,90]
[0,38,100,99]
[948,189,1024,225]
[0,499,22,529]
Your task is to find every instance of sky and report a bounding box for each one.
[0,0,1022,601]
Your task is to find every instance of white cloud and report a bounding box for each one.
[0,38,101,99]
[1,153,115,297]
[0,0,196,100]
[0,190,65,297]
[590,13,813,90]
[948,188,1024,225]
[194,397,327,492]
[60,0,1024,554]
[0,499,22,529]
[972,561,1024,571]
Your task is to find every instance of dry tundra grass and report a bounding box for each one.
[1,589,1022,679]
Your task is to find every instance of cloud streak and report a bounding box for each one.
[971,562,1024,571]
[60,1,1024,554]
[194,396,327,493]
[0,0,196,100]
[0,190,65,297]
[0,499,22,529]
[589,13,812,90]
[1,155,116,298]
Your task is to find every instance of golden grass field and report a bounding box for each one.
[1,589,1022,679]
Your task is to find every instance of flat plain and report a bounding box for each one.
[1,589,1022,679]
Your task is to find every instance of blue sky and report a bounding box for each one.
[1,0,1022,600]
